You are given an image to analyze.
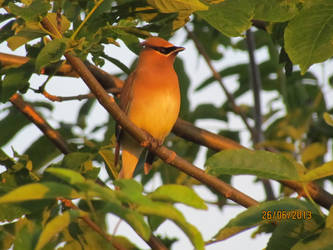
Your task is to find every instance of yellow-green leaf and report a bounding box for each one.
[301,143,326,164]
[7,22,46,50]
[325,206,333,229]
[45,168,85,184]
[36,210,83,250]
[137,202,204,250]
[147,0,208,13]
[45,13,70,34]
[324,112,333,127]
[0,182,78,203]
[149,184,207,209]
[300,161,333,182]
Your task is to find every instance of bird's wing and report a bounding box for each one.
[114,71,136,168]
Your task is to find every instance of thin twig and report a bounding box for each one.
[246,29,263,143]
[34,88,121,102]
[58,198,113,242]
[246,29,275,201]
[185,26,256,137]
[9,93,71,154]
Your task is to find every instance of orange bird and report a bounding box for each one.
[115,37,184,179]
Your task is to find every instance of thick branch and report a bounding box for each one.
[0,52,78,77]
[173,119,245,151]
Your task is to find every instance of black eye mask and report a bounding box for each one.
[148,46,181,55]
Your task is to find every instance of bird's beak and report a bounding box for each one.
[173,46,185,53]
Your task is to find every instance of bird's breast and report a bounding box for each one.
[128,69,180,140]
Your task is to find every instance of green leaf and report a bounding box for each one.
[114,179,152,205]
[253,0,298,22]
[149,184,207,209]
[113,29,141,54]
[103,202,151,241]
[77,99,95,129]
[0,204,30,221]
[147,0,208,13]
[0,20,15,44]
[61,152,92,171]
[81,181,151,241]
[292,228,333,250]
[35,38,67,72]
[13,219,40,250]
[0,149,15,168]
[99,149,118,179]
[148,215,165,231]
[211,198,321,243]
[0,63,34,102]
[0,182,78,203]
[45,168,85,184]
[23,135,61,171]
[174,58,191,120]
[267,218,322,250]
[206,149,300,181]
[36,210,82,250]
[284,1,333,74]
[102,53,130,74]
[9,0,51,21]
[191,103,227,121]
[197,0,254,37]
[137,202,204,250]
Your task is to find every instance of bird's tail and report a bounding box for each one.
[118,137,143,179]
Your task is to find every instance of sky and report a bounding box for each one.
[2,26,333,249]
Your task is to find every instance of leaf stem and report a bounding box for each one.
[71,0,104,41]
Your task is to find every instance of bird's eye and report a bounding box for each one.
[158,47,168,54]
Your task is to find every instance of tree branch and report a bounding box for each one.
[0,52,78,77]
[4,51,333,209]
[9,93,71,154]
[246,29,275,201]
[34,87,121,102]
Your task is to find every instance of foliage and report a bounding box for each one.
[1,0,333,249]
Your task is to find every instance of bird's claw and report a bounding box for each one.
[140,130,162,149]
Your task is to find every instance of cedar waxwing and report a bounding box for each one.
[115,37,184,179]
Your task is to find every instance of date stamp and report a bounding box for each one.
[262,210,312,221]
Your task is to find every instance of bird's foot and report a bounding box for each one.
[165,151,177,164]
[140,130,162,149]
